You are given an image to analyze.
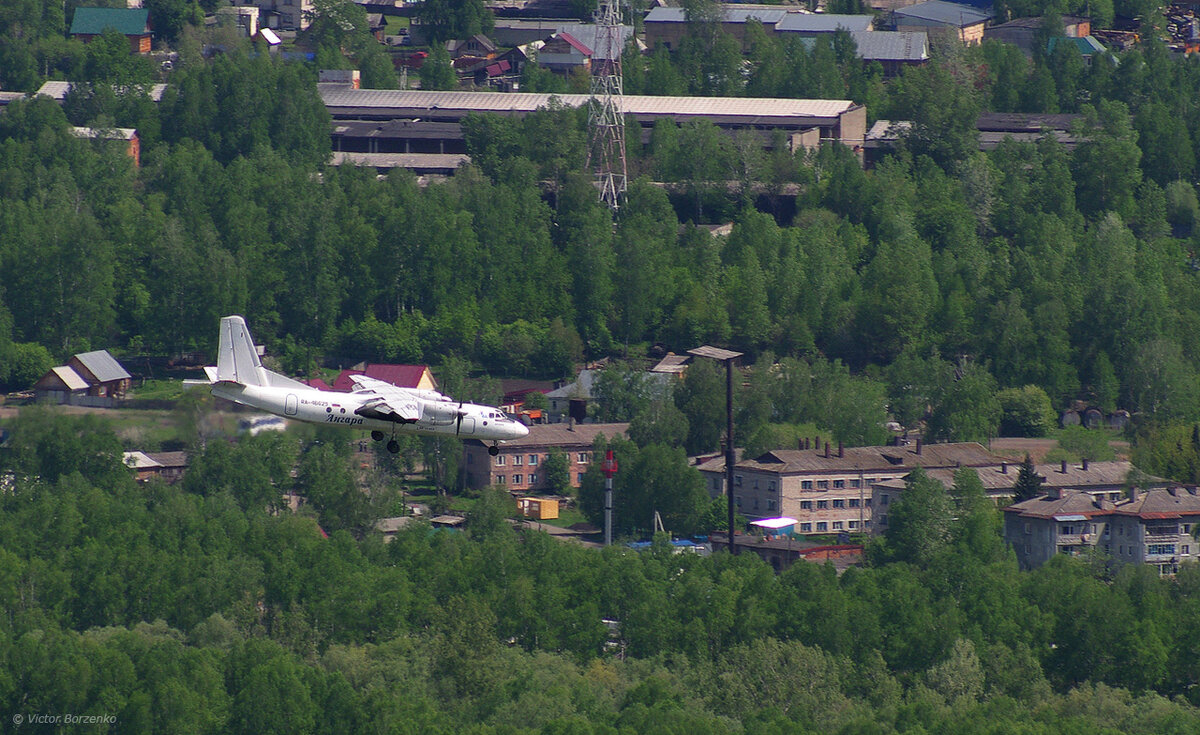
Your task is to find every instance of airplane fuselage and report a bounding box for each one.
[212,382,527,442]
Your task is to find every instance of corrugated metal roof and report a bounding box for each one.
[74,350,130,383]
[893,1,991,26]
[645,7,788,24]
[69,7,149,36]
[778,14,874,33]
[850,30,929,61]
[318,87,856,120]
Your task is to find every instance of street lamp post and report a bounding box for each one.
[688,345,743,554]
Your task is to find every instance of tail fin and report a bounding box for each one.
[217,315,268,387]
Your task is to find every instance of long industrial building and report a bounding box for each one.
[319,84,867,172]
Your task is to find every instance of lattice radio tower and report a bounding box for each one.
[587,0,628,211]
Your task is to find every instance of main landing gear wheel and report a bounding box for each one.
[488,444,500,456]
[371,430,385,442]
[387,439,400,454]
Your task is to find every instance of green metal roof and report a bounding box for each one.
[69,7,150,36]
[1047,35,1106,56]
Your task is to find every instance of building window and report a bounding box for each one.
[753,479,759,489]
[736,475,743,486]
[577,473,585,483]
[865,499,872,507]
[513,474,522,484]
[832,499,845,508]
[768,500,776,511]
[1060,525,1075,536]
[496,475,506,484]
[529,455,538,465]
[879,515,888,526]
[817,480,829,489]
[1183,524,1191,534]
[816,522,828,532]
[753,497,759,510]
[849,521,858,529]
[800,523,812,532]
[513,456,523,466]
[834,479,845,489]
[1184,545,1191,555]
[849,498,860,508]
[850,479,861,488]
[496,456,506,466]
[801,501,813,510]
[817,500,828,509]
[801,480,813,489]
[578,453,588,463]
[736,496,742,508]
[529,473,537,484]
[881,495,889,506]
[1147,544,1176,556]
[864,478,875,484]
[768,481,775,491]
[832,521,843,530]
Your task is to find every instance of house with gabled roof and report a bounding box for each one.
[538,31,592,74]
[891,1,990,44]
[70,7,153,53]
[331,364,437,392]
[34,349,132,404]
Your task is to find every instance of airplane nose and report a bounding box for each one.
[512,422,530,439]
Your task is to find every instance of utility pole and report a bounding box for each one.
[602,448,618,545]
[688,346,743,554]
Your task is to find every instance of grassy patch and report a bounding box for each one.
[128,379,187,400]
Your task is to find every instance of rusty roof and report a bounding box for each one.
[471,422,628,449]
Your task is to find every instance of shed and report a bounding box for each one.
[518,496,559,520]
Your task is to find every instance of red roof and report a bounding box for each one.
[307,378,333,391]
[332,364,432,392]
[556,32,592,56]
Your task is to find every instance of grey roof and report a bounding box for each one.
[318,87,858,122]
[553,23,635,61]
[849,30,928,61]
[1003,490,1112,519]
[777,14,874,33]
[36,81,168,102]
[707,441,1003,475]
[1116,487,1200,517]
[645,6,787,24]
[329,151,470,171]
[546,369,598,400]
[73,350,130,383]
[893,1,991,27]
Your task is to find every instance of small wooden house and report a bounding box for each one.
[69,7,153,54]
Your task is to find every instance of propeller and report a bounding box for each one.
[455,400,465,435]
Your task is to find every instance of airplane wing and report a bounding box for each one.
[348,374,422,421]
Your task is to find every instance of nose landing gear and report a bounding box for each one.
[488,443,499,456]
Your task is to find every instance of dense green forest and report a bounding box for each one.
[2,410,1200,733]
[4,4,1200,732]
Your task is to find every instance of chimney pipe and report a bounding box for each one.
[1082,458,1089,471]
[824,442,830,458]
[838,441,844,458]
[915,437,922,455]
[1061,460,1068,474]
[1001,461,1008,474]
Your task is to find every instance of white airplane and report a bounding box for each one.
[197,315,529,454]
